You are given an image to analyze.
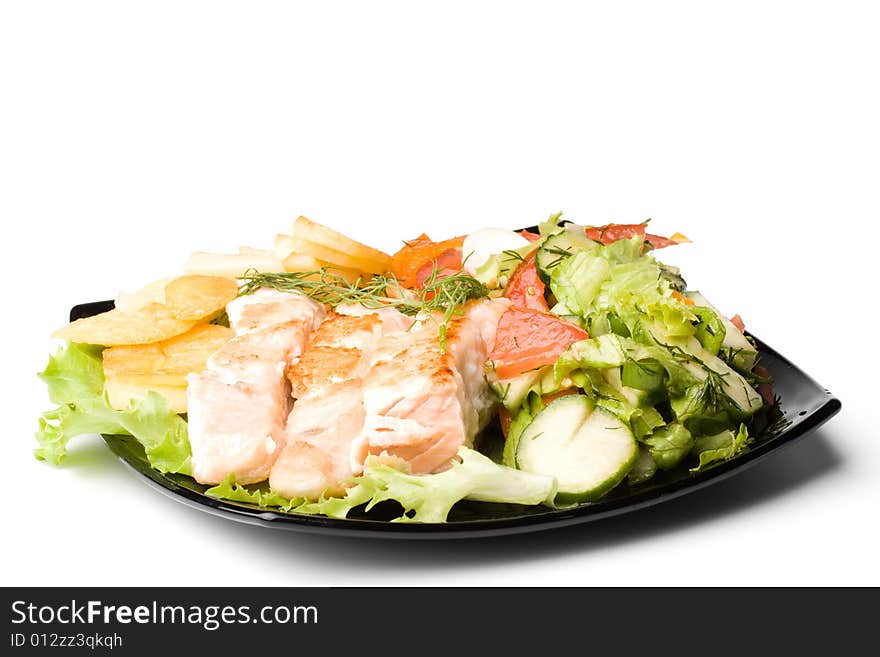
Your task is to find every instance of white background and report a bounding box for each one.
[2,1,877,586]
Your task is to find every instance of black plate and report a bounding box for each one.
[72,298,840,539]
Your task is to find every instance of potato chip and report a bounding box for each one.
[102,324,233,387]
[52,303,198,346]
[163,275,238,320]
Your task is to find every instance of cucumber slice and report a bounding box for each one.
[535,225,597,283]
[490,367,546,412]
[686,291,757,371]
[516,395,638,503]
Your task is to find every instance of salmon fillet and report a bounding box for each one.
[187,289,325,485]
[352,298,510,476]
[269,310,412,499]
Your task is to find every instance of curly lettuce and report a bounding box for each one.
[207,447,557,523]
[690,424,751,472]
[36,342,191,474]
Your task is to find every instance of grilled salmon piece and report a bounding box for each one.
[187,370,289,484]
[287,313,384,399]
[187,289,325,485]
[269,380,365,499]
[271,309,412,499]
[352,298,509,475]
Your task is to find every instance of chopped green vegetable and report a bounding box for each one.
[644,423,694,470]
[690,424,751,472]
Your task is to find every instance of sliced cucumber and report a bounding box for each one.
[602,366,656,408]
[490,367,546,412]
[515,395,638,504]
[686,291,757,371]
[535,225,597,283]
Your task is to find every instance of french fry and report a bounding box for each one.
[163,275,238,320]
[102,324,234,387]
[52,303,198,346]
[291,216,391,273]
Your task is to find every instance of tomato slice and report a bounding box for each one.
[584,223,683,250]
[391,234,466,288]
[490,307,589,379]
[504,250,548,312]
[585,223,647,244]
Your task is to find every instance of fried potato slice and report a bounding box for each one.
[163,275,238,320]
[281,253,371,285]
[114,277,173,314]
[274,233,297,261]
[289,236,389,274]
[104,379,189,413]
[282,252,324,272]
[184,249,285,278]
[52,303,198,346]
[102,324,234,387]
[290,216,391,273]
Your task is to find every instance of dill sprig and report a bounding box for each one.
[238,266,489,351]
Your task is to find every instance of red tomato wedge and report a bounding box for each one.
[490,307,589,379]
[391,234,466,288]
[585,223,647,244]
[504,250,548,312]
[584,223,687,250]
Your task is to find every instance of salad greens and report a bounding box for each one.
[497,219,768,482]
[34,215,772,523]
[36,342,192,474]
[207,446,556,523]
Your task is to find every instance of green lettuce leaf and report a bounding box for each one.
[550,250,612,314]
[36,341,191,474]
[670,370,755,437]
[298,447,557,523]
[690,424,750,472]
[644,423,694,470]
[627,446,658,485]
[206,476,302,510]
[547,234,697,340]
[555,333,699,397]
[538,211,565,237]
